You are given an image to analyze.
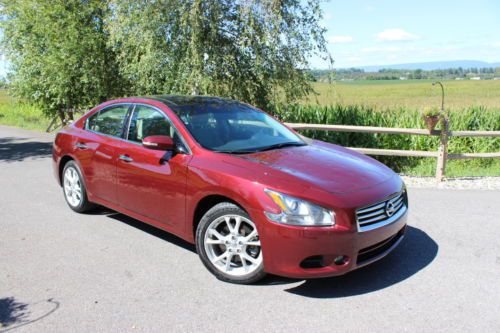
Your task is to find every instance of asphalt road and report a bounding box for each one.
[1,125,499,332]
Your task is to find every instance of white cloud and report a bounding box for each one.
[376,29,419,42]
[328,35,353,44]
[361,47,382,53]
[492,41,500,48]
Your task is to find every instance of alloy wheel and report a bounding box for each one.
[63,166,82,207]
[204,214,262,276]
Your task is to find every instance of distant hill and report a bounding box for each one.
[349,60,500,72]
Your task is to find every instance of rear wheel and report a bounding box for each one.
[62,161,95,213]
[196,202,266,284]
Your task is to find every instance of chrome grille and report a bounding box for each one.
[356,190,407,232]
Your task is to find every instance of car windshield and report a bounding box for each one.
[169,99,306,153]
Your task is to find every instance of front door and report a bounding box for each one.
[116,104,191,233]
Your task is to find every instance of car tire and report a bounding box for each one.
[62,160,95,213]
[196,202,266,284]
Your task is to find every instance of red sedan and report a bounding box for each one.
[53,96,408,284]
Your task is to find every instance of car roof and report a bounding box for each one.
[146,95,241,112]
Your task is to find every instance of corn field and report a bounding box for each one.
[272,104,500,174]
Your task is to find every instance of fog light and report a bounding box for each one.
[300,255,325,269]
[334,255,347,266]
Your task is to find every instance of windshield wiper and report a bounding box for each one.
[253,142,306,152]
[214,142,306,154]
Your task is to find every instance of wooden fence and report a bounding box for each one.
[286,121,500,181]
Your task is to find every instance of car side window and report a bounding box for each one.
[86,105,130,137]
[127,105,173,143]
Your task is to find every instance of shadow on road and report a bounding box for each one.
[85,208,436,297]
[0,297,28,329]
[91,208,197,253]
[283,226,438,298]
[0,137,52,162]
[0,297,59,332]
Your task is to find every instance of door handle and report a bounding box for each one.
[75,142,87,150]
[119,154,133,163]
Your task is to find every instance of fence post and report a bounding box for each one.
[435,118,449,182]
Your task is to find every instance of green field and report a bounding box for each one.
[1,82,499,177]
[306,79,500,110]
[0,90,49,131]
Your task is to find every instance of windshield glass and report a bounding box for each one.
[170,100,305,153]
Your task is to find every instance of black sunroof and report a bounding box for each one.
[147,95,246,114]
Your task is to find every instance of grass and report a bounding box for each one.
[306,79,500,110]
[401,158,500,177]
[0,90,49,131]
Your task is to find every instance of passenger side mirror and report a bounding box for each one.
[142,135,175,151]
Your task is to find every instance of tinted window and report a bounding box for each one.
[170,101,304,153]
[87,105,129,137]
[127,105,173,143]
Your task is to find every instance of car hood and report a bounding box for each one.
[235,141,396,194]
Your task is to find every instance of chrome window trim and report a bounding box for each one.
[84,102,191,155]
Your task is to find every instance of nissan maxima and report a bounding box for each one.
[53,95,408,284]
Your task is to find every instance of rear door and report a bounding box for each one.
[116,103,191,232]
[75,104,131,203]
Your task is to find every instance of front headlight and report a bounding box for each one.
[264,189,335,227]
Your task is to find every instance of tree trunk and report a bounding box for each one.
[58,109,66,124]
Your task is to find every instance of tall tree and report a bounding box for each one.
[2,0,331,117]
[1,0,123,121]
[108,0,331,109]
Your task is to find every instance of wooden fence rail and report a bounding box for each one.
[286,122,500,181]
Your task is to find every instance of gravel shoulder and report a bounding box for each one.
[401,175,500,190]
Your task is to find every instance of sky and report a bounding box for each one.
[0,54,6,77]
[314,0,500,68]
[1,0,500,75]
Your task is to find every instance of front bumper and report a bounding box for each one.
[256,208,408,279]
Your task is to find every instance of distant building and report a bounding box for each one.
[470,77,481,80]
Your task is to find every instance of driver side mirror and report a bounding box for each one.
[142,135,175,151]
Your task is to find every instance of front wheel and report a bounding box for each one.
[196,203,266,284]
